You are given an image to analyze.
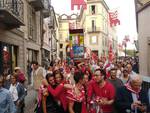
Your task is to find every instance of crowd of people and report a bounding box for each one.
[32,57,149,113]
[0,57,150,113]
[0,67,26,113]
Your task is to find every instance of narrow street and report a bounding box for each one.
[0,0,150,113]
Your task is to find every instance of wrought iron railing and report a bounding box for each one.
[0,0,24,22]
[87,27,101,33]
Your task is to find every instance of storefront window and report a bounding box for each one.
[0,42,18,75]
[27,49,38,84]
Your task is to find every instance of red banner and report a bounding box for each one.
[71,0,87,10]
[109,10,120,27]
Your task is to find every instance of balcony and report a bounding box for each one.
[87,27,101,33]
[29,0,44,11]
[0,0,24,28]
[43,9,50,18]
[48,17,54,29]
[43,0,50,18]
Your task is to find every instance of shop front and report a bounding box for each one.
[0,41,18,75]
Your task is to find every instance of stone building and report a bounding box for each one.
[57,0,117,59]
[136,0,150,77]
[0,0,50,84]
[42,6,59,68]
[58,14,79,59]
[79,0,117,57]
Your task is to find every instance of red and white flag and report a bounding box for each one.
[124,35,130,42]
[109,10,120,27]
[108,44,115,62]
[71,0,87,10]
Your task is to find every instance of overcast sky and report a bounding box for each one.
[51,0,137,49]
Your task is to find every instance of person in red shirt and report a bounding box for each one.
[88,69,115,113]
[47,70,69,113]
[67,71,87,113]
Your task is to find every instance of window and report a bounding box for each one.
[59,33,62,39]
[90,36,97,44]
[0,42,18,75]
[27,49,38,85]
[105,38,107,47]
[59,51,63,59]
[102,37,105,46]
[59,23,62,28]
[60,44,63,49]
[92,20,96,31]
[28,5,36,41]
[91,5,96,14]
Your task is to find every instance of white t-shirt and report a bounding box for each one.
[9,83,19,102]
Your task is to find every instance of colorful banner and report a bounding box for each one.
[73,46,84,58]
[79,35,84,46]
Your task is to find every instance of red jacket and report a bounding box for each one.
[47,83,68,111]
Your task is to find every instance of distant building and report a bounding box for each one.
[42,6,59,68]
[78,0,117,57]
[58,14,79,59]
[57,0,117,59]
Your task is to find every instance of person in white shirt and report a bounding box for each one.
[8,74,26,113]
[126,63,137,78]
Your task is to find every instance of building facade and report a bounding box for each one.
[42,5,59,68]
[78,0,117,57]
[57,0,117,59]
[58,14,78,59]
[0,0,51,84]
[136,0,150,77]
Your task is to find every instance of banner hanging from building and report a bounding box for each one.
[109,10,120,27]
[71,0,87,10]
[69,29,84,59]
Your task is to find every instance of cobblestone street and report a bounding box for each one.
[24,87,36,113]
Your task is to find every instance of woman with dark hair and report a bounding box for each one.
[36,73,63,113]
[84,69,92,81]
[47,70,69,113]
[7,73,26,113]
[67,71,87,113]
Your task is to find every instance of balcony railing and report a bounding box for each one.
[43,0,50,18]
[87,27,101,33]
[29,0,44,11]
[0,0,24,27]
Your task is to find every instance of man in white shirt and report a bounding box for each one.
[31,61,46,103]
